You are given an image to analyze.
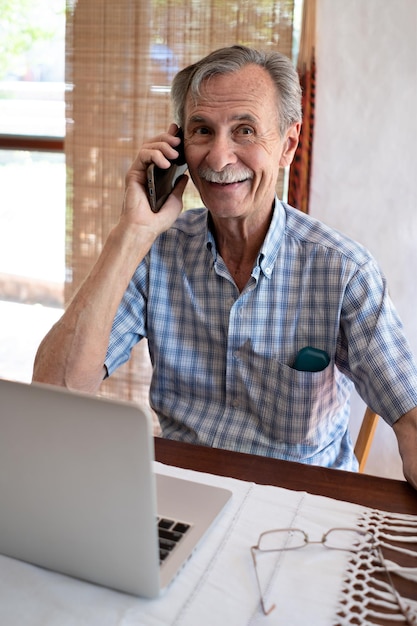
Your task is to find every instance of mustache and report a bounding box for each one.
[197,166,254,184]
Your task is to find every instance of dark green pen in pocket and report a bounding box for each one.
[293,347,330,372]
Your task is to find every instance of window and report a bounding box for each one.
[0,1,66,382]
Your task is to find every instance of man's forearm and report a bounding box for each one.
[32,223,156,392]
[393,406,417,490]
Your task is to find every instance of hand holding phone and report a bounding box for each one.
[146,129,188,212]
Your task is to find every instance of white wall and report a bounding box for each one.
[311,0,417,479]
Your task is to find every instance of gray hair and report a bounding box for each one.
[171,45,302,137]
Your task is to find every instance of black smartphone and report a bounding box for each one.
[146,129,188,212]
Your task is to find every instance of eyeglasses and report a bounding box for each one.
[250,527,416,624]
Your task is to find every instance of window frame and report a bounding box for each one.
[0,136,63,152]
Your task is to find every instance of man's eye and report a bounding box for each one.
[195,127,210,135]
[236,126,254,136]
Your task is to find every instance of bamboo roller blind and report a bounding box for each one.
[65,0,296,405]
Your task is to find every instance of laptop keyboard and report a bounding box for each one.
[158,517,191,564]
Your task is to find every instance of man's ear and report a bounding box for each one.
[279,122,301,167]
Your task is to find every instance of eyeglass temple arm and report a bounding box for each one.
[250,546,277,616]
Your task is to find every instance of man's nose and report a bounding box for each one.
[204,132,238,172]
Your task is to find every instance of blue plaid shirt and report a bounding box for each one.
[106,200,417,470]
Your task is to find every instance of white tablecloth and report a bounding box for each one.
[0,462,413,626]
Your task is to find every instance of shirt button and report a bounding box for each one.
[264,267,272,276]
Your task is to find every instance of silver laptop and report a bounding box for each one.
[0,378,232,598]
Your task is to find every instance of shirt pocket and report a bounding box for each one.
[256,358,346,447]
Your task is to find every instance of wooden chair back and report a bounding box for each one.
[354,407,379,472]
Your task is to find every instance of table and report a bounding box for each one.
[155,437,417,515]
[156,437,417,623]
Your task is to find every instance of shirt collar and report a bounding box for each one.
[257,197,286,279]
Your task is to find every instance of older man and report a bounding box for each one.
[33,46,417,486]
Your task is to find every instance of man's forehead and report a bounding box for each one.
[195,64,274,95]
[184,65,279,120]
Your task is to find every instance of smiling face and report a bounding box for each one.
[183,64,299,227]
